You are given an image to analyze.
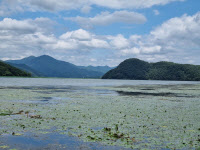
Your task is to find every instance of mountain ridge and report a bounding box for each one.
[102,58,200,81]
[6,55,113,78]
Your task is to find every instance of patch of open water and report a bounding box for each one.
[0,132,132,150]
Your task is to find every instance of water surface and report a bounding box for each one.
[0,78,199,150]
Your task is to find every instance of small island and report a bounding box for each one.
[102,58,200,81]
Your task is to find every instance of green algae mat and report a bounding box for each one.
[0,79,200,149]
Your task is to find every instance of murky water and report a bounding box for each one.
[0,77,199,87]
[0,77,200,150]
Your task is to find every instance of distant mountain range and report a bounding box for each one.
[0,61,31,77]
[102,58,200,81]
[78,65,113,74]
[6,55,113,78]
[3,56,200,81]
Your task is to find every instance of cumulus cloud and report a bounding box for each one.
[150,12,200,49]
[57,29,109,50]
[0,0,30,16]
[66,11,147,28]
[0,18,110,60]
[60,29,92,41]
[30,0,185,11]
[0,17,57,59]
[1,12,200,66]
[153,10,160,15]
[80,39,110,49]
[118,12,200,64]
[81,5,92,14]
[121,46,161,56]
[0,0,184,16]
[108,34,130,49]
[58,29,110,50]
[0,18,37,34]
[0,17,55,35]
[90,0,185,9]
[30,0,86,11]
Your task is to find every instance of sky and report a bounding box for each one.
[0,0,200,66]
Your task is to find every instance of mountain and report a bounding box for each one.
[102,58,200,81]
[6,55,104,78]
[79,65,114,74]
[8,56,36,64]
[102,58,150,80]
[147,61,200,81]
[6,62,43,77]
[0,61,31,77]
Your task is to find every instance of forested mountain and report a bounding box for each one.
[6,55,104,78]
[102,58,200,81]
[0,61,31,77]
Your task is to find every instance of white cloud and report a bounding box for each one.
[29,0,185,11]
[0,0,184,16]
[89,0,185,9]
[58,29,109,50]
[0,18,110,60]
[141,46,161,53]
[120,46,161,56]
[1,12,200,66]
[0,18,57,59]
[108,34,130,49]
[0,17,55,35]
[49,40,78,50]
[46,11,200,65]
[150,12,200,50]
[66,11,147,28]
[0,18,37,34]
[30,0,87,11]
[153,10,160,15]
[121,48,140,55]
[119,12,200,64]
[60,29,92,41]
[81,5,92,14]
[58,29,110,49]
[80,39,109,49]
[0,0,30,16]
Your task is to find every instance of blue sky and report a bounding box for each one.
[0,0,200,66]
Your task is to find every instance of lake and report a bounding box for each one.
[0,77,200,150]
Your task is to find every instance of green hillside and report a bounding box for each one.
[102,58,200,81]
[0,61,31,77]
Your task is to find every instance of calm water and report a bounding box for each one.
[0,77,199,87]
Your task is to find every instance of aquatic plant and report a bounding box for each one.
[0,83,200,149]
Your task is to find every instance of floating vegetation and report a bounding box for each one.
[117,91,176,97]
[0,80,200,149]
[0,145,9,149]
[12,132,23,136]
[0,110,13,116]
